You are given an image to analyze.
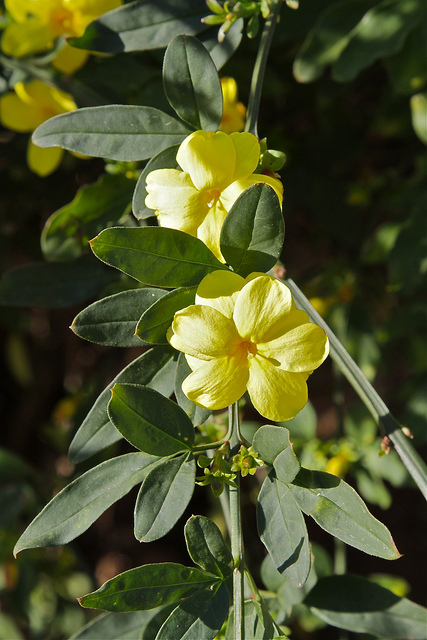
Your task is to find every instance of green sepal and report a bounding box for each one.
[90,227,228,288]
[108,384,195,456]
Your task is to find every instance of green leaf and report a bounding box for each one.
[257,473,310,588]
[290,468,401,559]
[304,575,427,639]
[0,255,118,309]
[133,145,180,220]
[14,452,160,555]
[90,227,228,288]
[156,584,229,640]
[69,347,176,463]
[32,106,192,161]
[252,425,300,483]
[410,92,427,143]
[41,174,136,261]
[69,607,171,639]
[174,353,211,427]
[278,400,317,440]
[136,286,196,345]
[201,19,243,70]
[332,0,425,82]
[163,35,222,130]
[69,0,209,54]
[293,0,378,82]
[220,183,284,277]
[134,454,195,542]
[108,384,194,455]
[79,562,220,612]
[72,287,167,347]
[386,18,427,94]
[184,516,233,579]
[0,447,32,482]
[226,600,281,640]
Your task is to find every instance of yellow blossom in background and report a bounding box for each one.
[168,271,329,421]
[1,0,122,73]
[220,77,246,133]
[0,80,77,176]
[145,130,283,261]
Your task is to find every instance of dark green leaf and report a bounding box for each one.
[69,347,176,463]
[200,19,243,70]
[332,0,425,82]
[133,145,180,220]
[0,255,118,309]
[90,227,228,287]
[174,353,211,427]
[41,174,136,261]
[305,575,427,639]
[0,447,32,482]
[134,454,195,542]
[226,600,281,640]
[290,468,401,559]
[293,0,377,83]
[257,473,310,588]
[79,562,219,612]
[14,453,160,555]
[69,608,168,639]
[163,35,222,130]
[220,183,284,277]
[72,287,167,347]
[185,515,233,579]
[156,584,229,640]
[32,106,191,161]
[136,286,196,345]
[252,425,300,483]
[69,0,209,53]
[108,384,194,455]
[386,18,427,94]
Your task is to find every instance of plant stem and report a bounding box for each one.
[285,276,427,500]
[228,403,244,640]
[245,0,282,137]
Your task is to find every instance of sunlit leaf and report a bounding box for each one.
[163,35,222,130]
[257,473,310,588]
[79,563,220,612]
[72,287,167,347]
[41,174,136,261]
[136,286,196,345]
[69,347,176,463]
[90,227,228,288]
[134,454,195,542]
[0,255,118,308]
[14,453,160,555]
[185,516,233,579]
[156,584,229,640]
[290,468,401,559]
[305,575,427,639]
[33,106,192,161]
[220,183,284,277]
[69,0,209,53]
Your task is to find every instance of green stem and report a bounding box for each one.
[245,0,282,137]
[228,403,244,640]
[285,277,427,500]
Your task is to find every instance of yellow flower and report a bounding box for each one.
[0,80,77,176]
[145,130,283,261]
[168,271,329,421]
[220,77,246,133]
[1,0,122,60]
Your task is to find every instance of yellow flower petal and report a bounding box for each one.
[170,305,240,360]
[27,141,64,176]
[221,173,284,211]
[0,92,43,132]
[233,276,295,344]
[247,355,309,421]
[229,132,260,181]
[177,130,236,191]
[145,169,208,234]
[52,42,89,74]
[1,19,58,57]
[196,198,229,261]
[259,322,329,373]
[195,270,245,318]
[182,355,249,410]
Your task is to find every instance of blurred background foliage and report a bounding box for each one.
[0,0,425,637]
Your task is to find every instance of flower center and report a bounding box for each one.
[204,188,222,208]
[232,339,258,364]
[51,8,76,35]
